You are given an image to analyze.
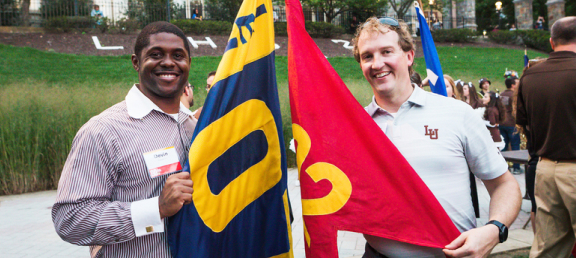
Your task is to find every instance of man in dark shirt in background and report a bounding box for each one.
[500,75,521,174]
[516,16,576,258]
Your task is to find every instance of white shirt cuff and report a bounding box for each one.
[131,196,164,237]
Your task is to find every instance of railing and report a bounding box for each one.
[0,0,481,33]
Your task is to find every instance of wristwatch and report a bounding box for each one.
[486,220,508,243]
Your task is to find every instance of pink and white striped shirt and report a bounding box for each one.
[52,85,196,257]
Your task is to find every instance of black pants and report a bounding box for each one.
[526,156,538,212]
[363,243,390,258]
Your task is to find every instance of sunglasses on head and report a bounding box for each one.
[378,17,399,28]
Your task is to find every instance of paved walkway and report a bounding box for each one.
[0,168,533,258]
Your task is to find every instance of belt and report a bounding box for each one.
[540,157,576,163]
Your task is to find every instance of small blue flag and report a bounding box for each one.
[166,0,293,257]
[415,1,447,96]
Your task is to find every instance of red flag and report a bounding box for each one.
[286,0,461,257]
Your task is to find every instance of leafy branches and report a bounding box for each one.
[302,0,387,23]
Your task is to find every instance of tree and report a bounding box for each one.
[204,0,242,22]
[21,0,30,26]
[0,0,19,25]
[476,0,515,31]
[302,0,387,24]
[388,0,414,18]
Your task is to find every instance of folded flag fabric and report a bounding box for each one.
[286,0,460,257]
[167,0,292,257]
[415,1,447,96]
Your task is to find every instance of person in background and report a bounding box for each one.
[500,74,522,174]
[456,81,484,109]
[535,16,545,30]
[478,78,492,97]
[91,5,104,25]
[444,74,459,99]
[350,16,360,34]
[510,24,517,31]
[422,74,459,99]
[410,72,423,88]
[192,9,202,21]
[180,82,194,111]
[192,71,216,120]
[514,57,547,233]
[483,91,506,150]
[516,17,576,257]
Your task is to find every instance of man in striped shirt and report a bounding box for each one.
[52,21,197,257]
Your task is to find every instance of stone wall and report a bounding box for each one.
[547,0,566,28]
[457,0,477,29]
[513,0,533,30]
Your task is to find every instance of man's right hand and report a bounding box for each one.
[159,172,194,219]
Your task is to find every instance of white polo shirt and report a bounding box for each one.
[364,86,508,257]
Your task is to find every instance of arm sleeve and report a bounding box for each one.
[461,107,508,180]
[51,119,143,246]
[131,197,164,236]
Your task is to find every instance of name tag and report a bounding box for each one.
[143,146,182,178]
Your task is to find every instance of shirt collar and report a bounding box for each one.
[365,85,426,116]
[125,84,192,120]
[407,85,427,107]
[549,51,576,59]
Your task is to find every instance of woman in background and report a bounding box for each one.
[422,74,460,99]
[483,91,506,149]
[456,81,484,109]
[478,78,492,97]
[444,75,460,99]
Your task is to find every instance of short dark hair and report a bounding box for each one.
[207,71,216,78]
[504,77,516,89]
[551,17,576,46]
[134,21,190,59]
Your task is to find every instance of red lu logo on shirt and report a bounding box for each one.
[143,146,182,178]
[424,125,439,140]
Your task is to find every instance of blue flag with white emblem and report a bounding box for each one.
[166,0,293,257]
[414,1,447,96]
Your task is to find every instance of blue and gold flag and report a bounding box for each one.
[167,0,293,257]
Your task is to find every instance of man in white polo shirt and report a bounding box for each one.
[352,17,522,258]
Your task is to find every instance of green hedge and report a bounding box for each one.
[43,16,97,33]
[275,22,288,36]
[108,18,140,34]
[517,30,552,53]
[171,19,232,35]
[488,30,519,45]
[431,29,476,43]
[265,21,345,38]
[305,21,345,38]
[486,30,552,53]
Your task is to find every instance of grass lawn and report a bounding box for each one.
[0,43,545,195]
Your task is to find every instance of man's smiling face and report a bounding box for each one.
[357,30,414,97]
[132,32,190,103]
